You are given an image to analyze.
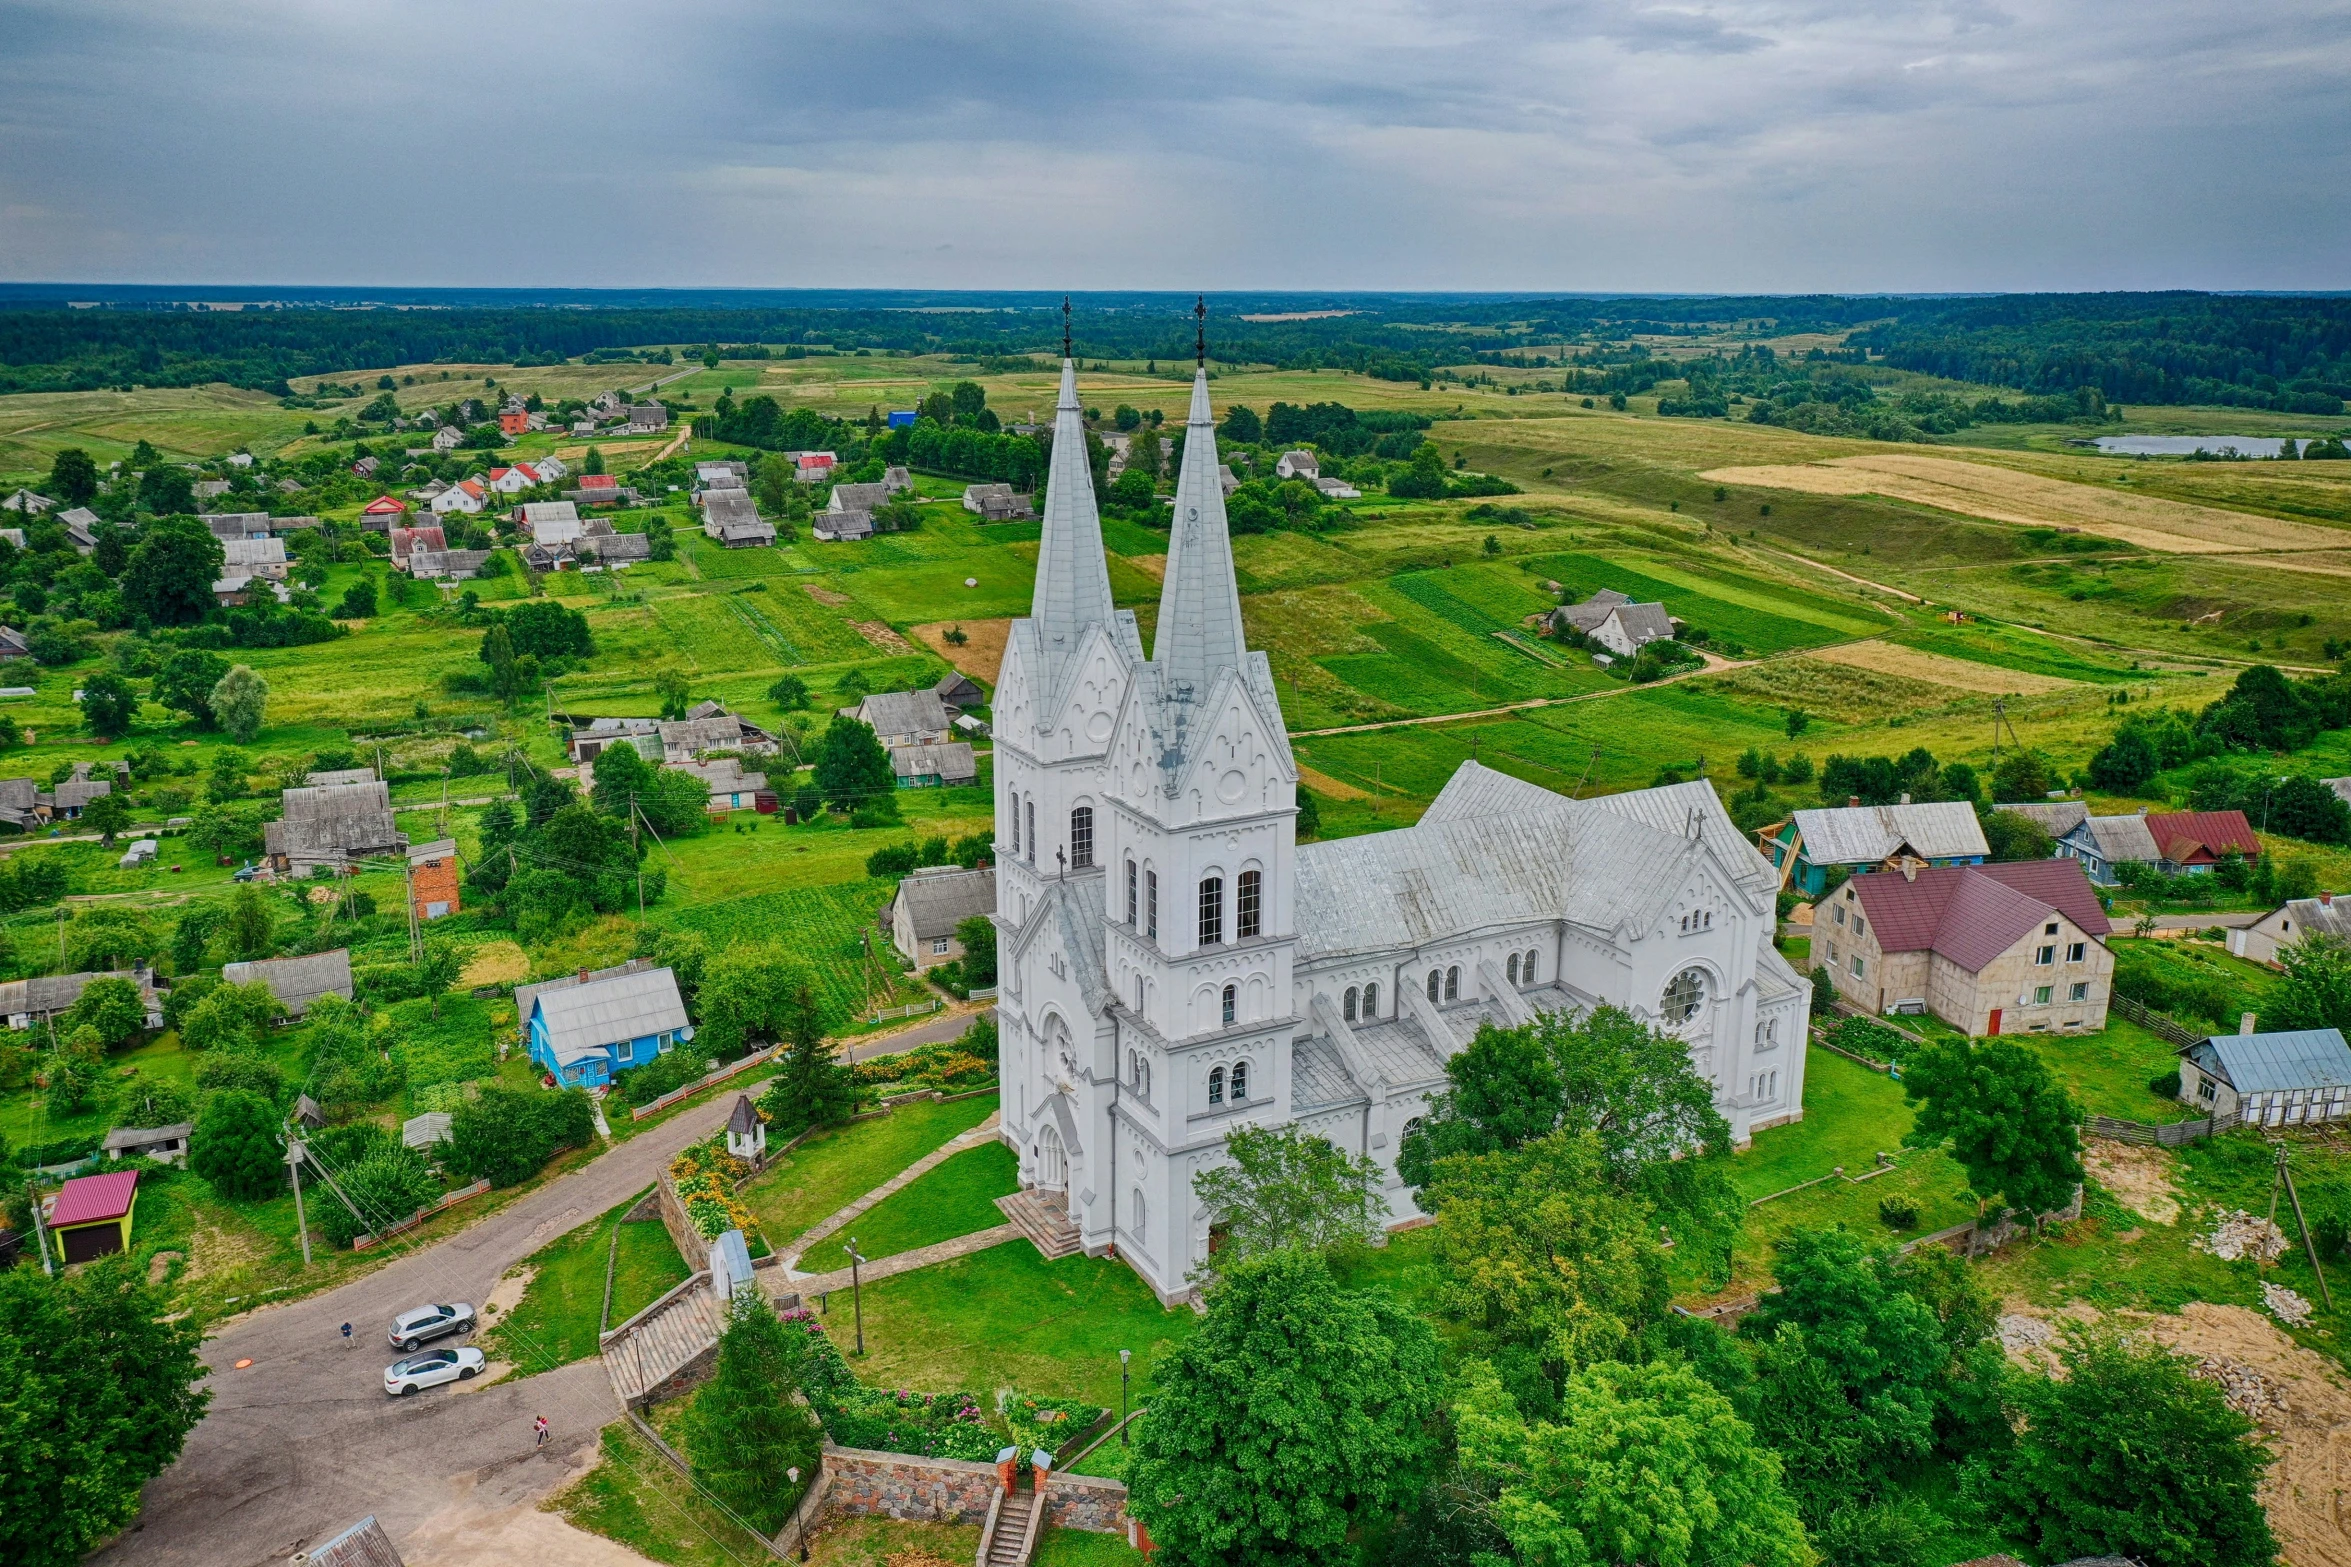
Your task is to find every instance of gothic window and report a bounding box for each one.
[1427,970,1441,1003]
[1208,1066,1225,1105]
[1025,800,1035,863]
[1070,807,1093,869]
[1146,869,1158,938]
[1198,877,1224,945]
[1133,1188,1146,1244]
[1507,953,1520,985]
[1661,967,1708,1025]
[1402,1116,1424,1148]
[1230,1060,1249,1100]
[1363,982,1379,1017]
[1343,986,1359,1023]
[1126,859,1137,924]
[1221,984,1236,1026]
[1523,949,1538,983]
[1009,791,1020,854]
[1237,869,1261,939]
[1445,966,1460,1002]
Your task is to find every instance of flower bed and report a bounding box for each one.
[782,1309,998,1461]
[1002,1390,1109,1464]
[1826,1015,1913,1066]
[669,1137,756,1240]
[852,1043,997,1098]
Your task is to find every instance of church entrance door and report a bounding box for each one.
[1038,1123,1069,1192]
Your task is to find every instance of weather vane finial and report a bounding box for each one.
[1062,296,1072,361]
[1194,295,1206,368]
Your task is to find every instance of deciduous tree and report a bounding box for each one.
[189,1088,285,1200]
[45,447,99,507]
[77,672,137,738]
[812,716,893,812]
[1901,1036,2084,1221]
[1191,1124,1389,1276]
[209,664,269,744]
[121,514,223,625]
[153,648,230,726]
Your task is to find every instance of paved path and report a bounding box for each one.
[780,1112,1002,1270]
[772,1225,1023,1304]
[98,1007,994,1567]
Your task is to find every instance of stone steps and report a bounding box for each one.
[984,1487,1037,1567]
[995,1190,1081,1262]
[604,1277,726,1405]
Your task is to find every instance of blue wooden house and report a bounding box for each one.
[522,963,691,1088]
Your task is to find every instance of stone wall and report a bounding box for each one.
[1042,1472,1130,1532]
[821,1447,1000,1526]
[655,1171,703,1268]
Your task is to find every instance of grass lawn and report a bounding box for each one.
[544,1422,773,1567]
[802,1141,1019,1271]
[801,1517,981,1566]
[1034,1527,1145,1565]
[2015,1016,2196,1124]
[737,1094,999,1248]
[486,1192,689,1373]
[810,1238,1195,1416]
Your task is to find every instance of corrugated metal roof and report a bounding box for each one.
[2275,897,2351,943]
[50,1170,138,1227]
[1790,801,1988,865]
[224,950,352,1015]
[2145,810,2260,860]
[1997,801,2088,836]
[1849,859,2109,973]
[2080,814,2160,863]
[514,959,653,1034]
[894,868,995,940]
[859,690,951,737]
[533,967,687,1065]
[2192,1029,2351,1094]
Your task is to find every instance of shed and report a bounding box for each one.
[402,1112,454,1152]
[223,949,354,1017]
[103,1121,193,1166]
[2180,1025,2351,1126]
[891,742,978,788]
[933,671,985,710]
[725,1094,766,1161]
[48,1170,138,1264]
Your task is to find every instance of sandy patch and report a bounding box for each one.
[1704,454,2349,555]
[2083,1138,2183,1225]
[1807,638,2077,695]
[461,940,531,988]
[1297,765,1371,801]
[853,621,915,655]
[1124,553,1167,582]
[908,619,1008,683]
[484,1265,535,1323]
[410,1458,646,1567]
[804,583,851,606]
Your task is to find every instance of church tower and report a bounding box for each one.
[1097,330,1301,1300]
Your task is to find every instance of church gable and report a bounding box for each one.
[1174,667,1294,817]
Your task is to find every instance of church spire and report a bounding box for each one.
[1030,355,1114,655]
[1152,359,1248,696]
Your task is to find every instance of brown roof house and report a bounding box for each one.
[264,778,407,873]
[1821,858,2114,1036]
[885,866,995,969]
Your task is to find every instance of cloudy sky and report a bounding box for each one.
[2,0,2346,292]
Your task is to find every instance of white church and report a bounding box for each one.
[992,352,1811,1305]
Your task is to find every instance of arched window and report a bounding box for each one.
[1198,877,1224,945]
[1237,869,1262,939]
[1427,969,1441,1002]
[1363,982,1379,1017]
[1230,1060,1249,1101]
[1025,800,1035,863]
[1070,807,1093,869]
[1125,859,1137,924]
[1221,984,1236,1026]
[1132,1188,1146,1244]
[1507,953,1520,985]
[1445,965,1460,1001]
[1343,986,1359,1022]
[1524,949,1539,983]
[1662,967,1708,1025]
[1008,790,1020,854]
[1402,1116,1424,1147]
[1208,1066,1225,1105]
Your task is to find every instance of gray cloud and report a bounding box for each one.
[0,0,2345,289]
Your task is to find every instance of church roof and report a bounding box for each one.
[1154,371,1251,701]
[1030,359,1116,685]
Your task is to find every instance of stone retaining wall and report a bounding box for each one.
[1042,1472,1130,1532]
[817,1446,1130,1535]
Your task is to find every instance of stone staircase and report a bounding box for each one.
[980,1483,1040,1567]
[602,1273,728,1406]
[995,1189,1081,1261]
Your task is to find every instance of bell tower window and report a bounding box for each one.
[1070,807,1093,869]
[1237,870,1261,939]
[1198,877,1224,946]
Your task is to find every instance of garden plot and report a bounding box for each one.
[1807,638,2078,694]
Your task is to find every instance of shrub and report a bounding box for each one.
[619,1044,712,1107]
[779,1308,1000,1460]
[317,1144,441,1248]
[189,1089,284,1201]
[1877,1195,1919,1232]
[1828,1015,1910,1065]
[2149,1069,2183,1101]
[445,1086,595,1187]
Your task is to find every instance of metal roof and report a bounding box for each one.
[50,1170,138,1227]
[1789,801,1989,865]
[103,1122,192,1153]
[2189,1029,2351,1094]
[2272,896,2351,943]
[531,966,688,1066]
[1290,1036,1362,1112]
[223,950,353,1016]
[889,743,976,783]
[856,690,951,738]
[2078,813,2161,863]
[1996,801,2088,836]
[894,867,995,940]
[1848,859,2110,972]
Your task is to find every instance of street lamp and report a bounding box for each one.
[1119,1349,1132,1445]
[848,1239,867,1357]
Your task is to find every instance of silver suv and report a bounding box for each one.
[388,1302,476,1352]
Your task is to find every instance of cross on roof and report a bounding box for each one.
[1062,296,1072,360]
[1195,295,1206,367]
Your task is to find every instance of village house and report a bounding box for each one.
[46,1170,138,1265]
[891,741,978,788]
[222,949,355,1017]
[522,501,584,548]
[2042,807,2261,885]
[1549,588,1680,659]
[1,488,56,515]
[351,456,380,478]
[659,703,780,763]
[1314,476,1363,500]
[794,451,838,482]
[0,528,23,551]
[388,526,447,572]
[409,838,461,920]
[59,508,101,553]
[263,777,408,873]
[885,865,996,969]
[671,757,771,813]
[2229,892,2351,966]
[498,409,529,436]
[626,403,670,434]
[0,624,31,660]
[220,536,290,580]
[838,689,953,748]
[961,482,1035,521]
[813,508,873,542]
[576,473,621,505]
[565,715,662,764]
[579,532,652,568]
[2178,1021,2351,1126]
[431,425,466,452]
[1822,858,2114,1035]
[409,548,493,581]
[206,513,274,543]
[361,495,410,529]
[522,962,691,1089]
[104,1122,193,1167]
[695,460,748,490]
[193,479,232,501]
[700,488,774,548]
[430,479,487,516]
[0,970,165,1031]
[1274,450,1319,480]
[933,671,985,710]
[1763,800,1990,894]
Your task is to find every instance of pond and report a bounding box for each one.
[2091,435,2305,457]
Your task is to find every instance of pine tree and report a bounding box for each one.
[763,978,855,1133]
[683,1294,824,1534]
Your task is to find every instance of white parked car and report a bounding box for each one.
[384,1345,486,1396]
[387,1302,476,1352]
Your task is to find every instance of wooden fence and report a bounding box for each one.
[352,1178,491,1250]
[2089,1109,2241,1147]
[630,1043,784,1121]
[2109,994,2203,1049]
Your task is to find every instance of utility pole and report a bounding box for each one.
[27,1174,53,1276]
[286,1129,312,1267]
[403,855,421,964]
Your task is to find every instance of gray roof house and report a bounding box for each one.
[0,970,164,1029]
[1548,588,1680,659]
[2325,776,2351,807]
[2229,892,2351,967]
[0,625,27,661]
[580,532,652,565]
[839,689,952,748]
[403,1111,454,1151]
[625,403,670,433]
[659,707,779,763]
[699,489,774,548]
[1993,801,2089,838]
[934,671,985,709]
[104,1122,194,1166]
[264,779,407,871]
[207,513,275,542]
[829,482,896,515]
[885,866,996,969]
[695,460,748,490]
[962,482,1034,521]
[2179,1024,2351,1126]
[59,508,101,553]
[814,508,873,541]
[1778,802,1989,889]
[409,548,494,580]
[890,742,977,788]
[2051,812,2163,886]
[672,758,769,810]
[307,767,378,788]
[1,489,55,515]
[222,949,354,1017]
[525,964,692,1087]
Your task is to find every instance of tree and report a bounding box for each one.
[759,969,856,1132]
[1127,1249,1439,1567]
[446,1086,595,1187]
[77,672,137,738]
[695,941,815,1058]
[0,1256,211,1567]
[1975,1326,2277,1567]
[60,975,146,1048]
[210,665,269,744]
[953,913,996,986]
[335,576,377,619]
[1979,806,2055,863]
[315,1142,441,1249]
[153,648,230,727]
[122,515,225,626]
[684,1293,826,1534]
[1294,783,1321,840]
[80,791,131,846]
[812,716,893,812]
[2087,725,2160,792]
[1453,1357,1810,1567]
[1902,1035,2084,1220]
[588,736,656,818]
[180,981,284,1054]
[1191,1124,1389,1275]
[2272,935,2351,1034]
[1991,748,2053,803]
[223,883,276,961]
[656,667,691,720]
[46,447,99,507]
[136,463,195,516]
[189,1089,285,1200]
[1218,404,1263,444]
[768,673,809,710]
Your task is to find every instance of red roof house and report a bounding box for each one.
[2142,810,2261,873]
[389,526,448,571]
[48,1169,139,1265]
[361,496,408,519]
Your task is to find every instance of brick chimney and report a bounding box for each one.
[2241,1011,2258,1036]
[2323,892,2334,907]
[578,967,591,983]
[1848,795,1861,808]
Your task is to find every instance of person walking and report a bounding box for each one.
[341,1323,353,1350]
[534,1415,549,1449]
